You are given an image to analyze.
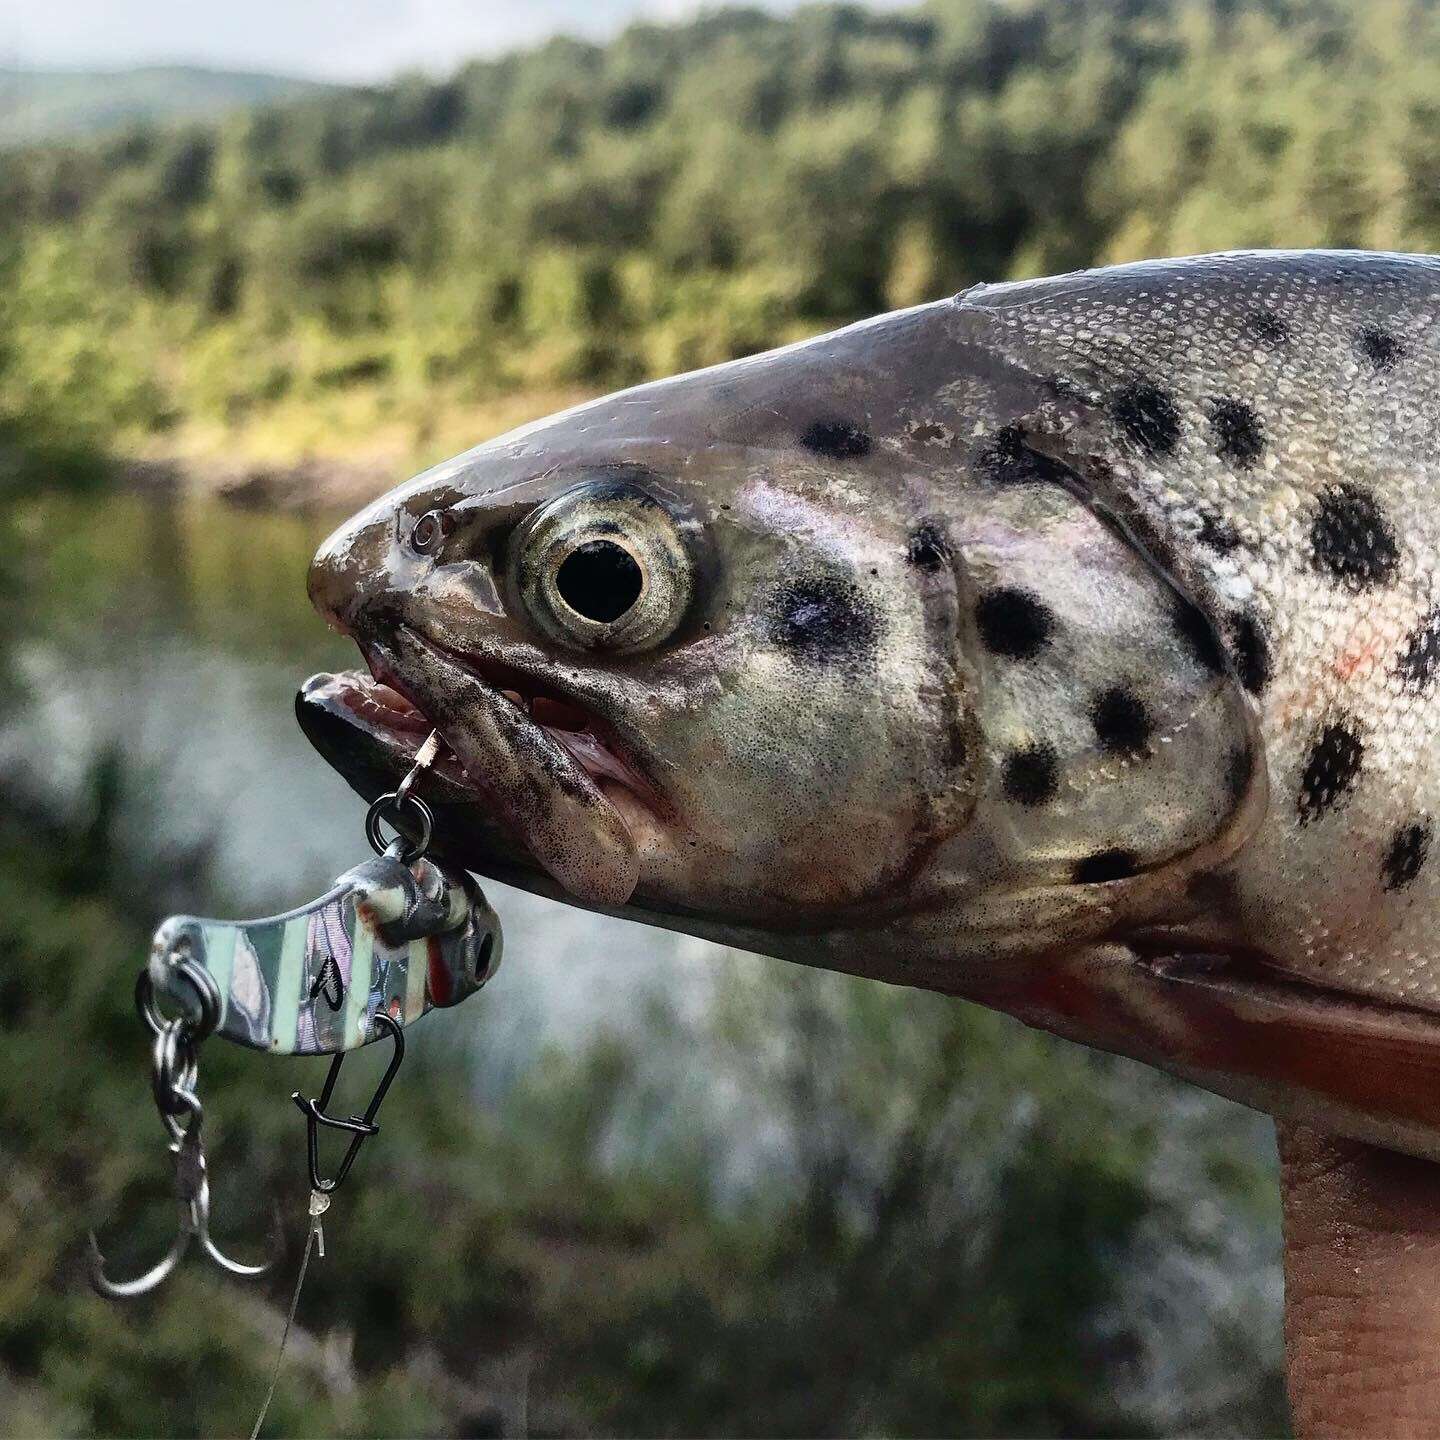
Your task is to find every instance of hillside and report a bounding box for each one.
[1,0,1438,489]
[0,64,335,146]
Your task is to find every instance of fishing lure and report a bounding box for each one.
[148,835,498,1058]
[89,732,502,1298]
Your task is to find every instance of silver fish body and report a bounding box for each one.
[301,249,1440,1158]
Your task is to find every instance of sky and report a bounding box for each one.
[0,0,892,82]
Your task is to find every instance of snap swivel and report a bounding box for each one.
[291,1012,405,1195]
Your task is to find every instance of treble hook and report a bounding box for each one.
[88,1088,272,1299]
[292,1011,405,1194]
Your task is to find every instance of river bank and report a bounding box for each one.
[119,451,394,513]
[113,383,599,513]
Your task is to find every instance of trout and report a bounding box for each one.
[301,249,1440,1160]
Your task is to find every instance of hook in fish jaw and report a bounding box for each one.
[363,728,444,862]
[292,1010,406,1195]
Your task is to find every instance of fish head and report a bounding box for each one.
[301,298,1256,988]
[302,305,992,935]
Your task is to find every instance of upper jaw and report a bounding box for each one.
[375,631,667,815]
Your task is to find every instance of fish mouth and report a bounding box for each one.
[298,626,665,907]
[997,939,1440,1159]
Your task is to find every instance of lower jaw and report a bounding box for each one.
[298,671,537,855]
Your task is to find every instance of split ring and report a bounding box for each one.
[135,960,221,1042]
[365,791,434,863]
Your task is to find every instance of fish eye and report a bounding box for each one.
[509,480,692,652]
[555,539,645,623]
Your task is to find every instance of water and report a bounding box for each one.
[1,492,721,1072]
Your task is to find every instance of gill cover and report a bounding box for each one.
[951,471,1262,926]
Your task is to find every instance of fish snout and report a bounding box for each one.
[307,503,396,636]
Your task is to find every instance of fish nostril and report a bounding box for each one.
[555,540,644,624]
[410,510,449,556]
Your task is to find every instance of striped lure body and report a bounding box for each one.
[149,854,501,1054]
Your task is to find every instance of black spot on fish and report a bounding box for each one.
[1310,483,1400,589]
[907,523,950,573]
[1090,684,1152,758]
[975,426,1075,489]
[1112,381,1182,457]
[1173,597,1225,676]
[1226,745,1254,806]
[1228,610,1271,695]
[975,588,1055,661]
[1298,718,1364,824]
[1188,867,1243,914]
[1197,513,1241,554]
[1357,326,1405,372]
[1383,820,1432,892]
[1073,849,1139,884]
[767,575,878,665]
[1245,309,1289,347]
[1395,607,1440,691]
[909,419,947,445]
[1208,397,1265,469]
[1003,742,1059,806]
[800,419,871,460]
[977,425,1026,482]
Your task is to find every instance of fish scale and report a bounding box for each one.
[301,249,1440,1160]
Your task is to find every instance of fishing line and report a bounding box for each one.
[249,1191,328,1440]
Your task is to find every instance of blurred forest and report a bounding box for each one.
[3,0,1430,1432]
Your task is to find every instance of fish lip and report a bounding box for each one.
[297,669,479,801]
[303,622,674,906]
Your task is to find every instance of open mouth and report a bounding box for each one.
[307,661,657,810]
[300,626,654,908]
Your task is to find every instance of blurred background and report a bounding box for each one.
[6,0,1432,1431]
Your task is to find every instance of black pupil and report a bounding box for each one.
[555,540,644,624]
